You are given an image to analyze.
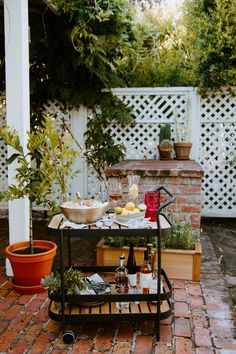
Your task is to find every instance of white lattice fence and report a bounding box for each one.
[0,88,235,217]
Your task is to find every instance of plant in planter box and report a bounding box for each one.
[0,116,79,293]
[161,220,196,250]
[173,102,192,160]
[97,219,202,281]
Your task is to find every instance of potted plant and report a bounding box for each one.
[158,139,173,160]
[158,123,173,160]
[0,116,79,293]
[96,220,202,281]
[41,267,85,296]
[173,107,192,160]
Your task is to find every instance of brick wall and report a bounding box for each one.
[106,160,204,229]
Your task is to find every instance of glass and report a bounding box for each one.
[108,179,123,210]
[144,191,160,222]
[128,175,140,205]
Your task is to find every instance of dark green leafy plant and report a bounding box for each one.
[41,267,85,295]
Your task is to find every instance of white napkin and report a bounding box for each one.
[127,218,152,229]
[60,221,87,229]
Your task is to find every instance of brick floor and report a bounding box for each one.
[0,232,235,353]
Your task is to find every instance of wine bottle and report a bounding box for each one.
[115,254,129,310]
[139,243,153,294]
[126,242,137,287]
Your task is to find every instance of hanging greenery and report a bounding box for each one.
[0,0,134,177]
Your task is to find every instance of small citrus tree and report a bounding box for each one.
[0,115,79,253]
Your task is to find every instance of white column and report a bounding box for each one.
[4,0,30,275]
[71,106,88,198]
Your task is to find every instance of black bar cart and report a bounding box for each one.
[46,186,175,344]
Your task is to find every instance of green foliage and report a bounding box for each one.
[104,236,156,248]
[104,220,196,250]
[0,0,134,177]
[41,267,85,295]
[117,3,193,87]
[159,124,171,143]
[162,220,196,250]
[0,115,79,250]
[182,0,236,94]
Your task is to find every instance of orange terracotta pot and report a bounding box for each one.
[6,240,57,293]
[173,142,192,160]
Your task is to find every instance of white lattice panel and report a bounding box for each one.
[198,93,236,217]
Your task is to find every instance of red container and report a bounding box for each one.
[144,191,160,222]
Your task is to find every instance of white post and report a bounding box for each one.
[4,0,30,275]
[70,106,88,198]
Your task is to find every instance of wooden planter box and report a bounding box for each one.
[96,238,202,281]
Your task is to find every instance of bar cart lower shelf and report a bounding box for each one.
[49,299,171,320]
[48,270,172,344]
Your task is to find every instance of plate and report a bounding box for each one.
[115,211,145,223]
[114,216,152,229]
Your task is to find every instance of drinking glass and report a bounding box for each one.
[144,191,160,222]
[108,179,123,210]
[128,174,140,205]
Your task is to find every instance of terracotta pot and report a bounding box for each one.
[6,240,57,293]
[157,145,172,160]
[173,142,192,160]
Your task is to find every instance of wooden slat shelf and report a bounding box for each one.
[49,299,170,317]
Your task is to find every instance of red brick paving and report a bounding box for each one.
[0,233,235,353]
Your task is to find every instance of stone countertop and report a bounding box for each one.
[106,159,204,178]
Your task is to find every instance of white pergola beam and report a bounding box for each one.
[4,0,30,275]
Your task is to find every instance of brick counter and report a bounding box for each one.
[106,160,204,229]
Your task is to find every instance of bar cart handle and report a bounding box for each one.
[155,185,176,215]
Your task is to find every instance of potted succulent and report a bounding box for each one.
[0,115,79,293]
[158,139,173,160]
[96,220,202,281]
[173,107,192,160]
[158,123,173,160]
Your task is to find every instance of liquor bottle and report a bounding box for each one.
[139,243,153,294]
[126,242,137,288]
[115,254,129,310]
[150,266,163,304]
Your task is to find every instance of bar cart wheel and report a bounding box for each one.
[62,330,75,344]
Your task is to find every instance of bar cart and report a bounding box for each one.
[47,186,175,344]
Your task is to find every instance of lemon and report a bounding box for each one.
[138,203,147,212]
[125,202,135,211]
[115,207,122,215]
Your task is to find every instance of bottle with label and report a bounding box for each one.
[139,243,153,294]
[115,254,129,310]
[150,266,163,304]
[126,242,137,288]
